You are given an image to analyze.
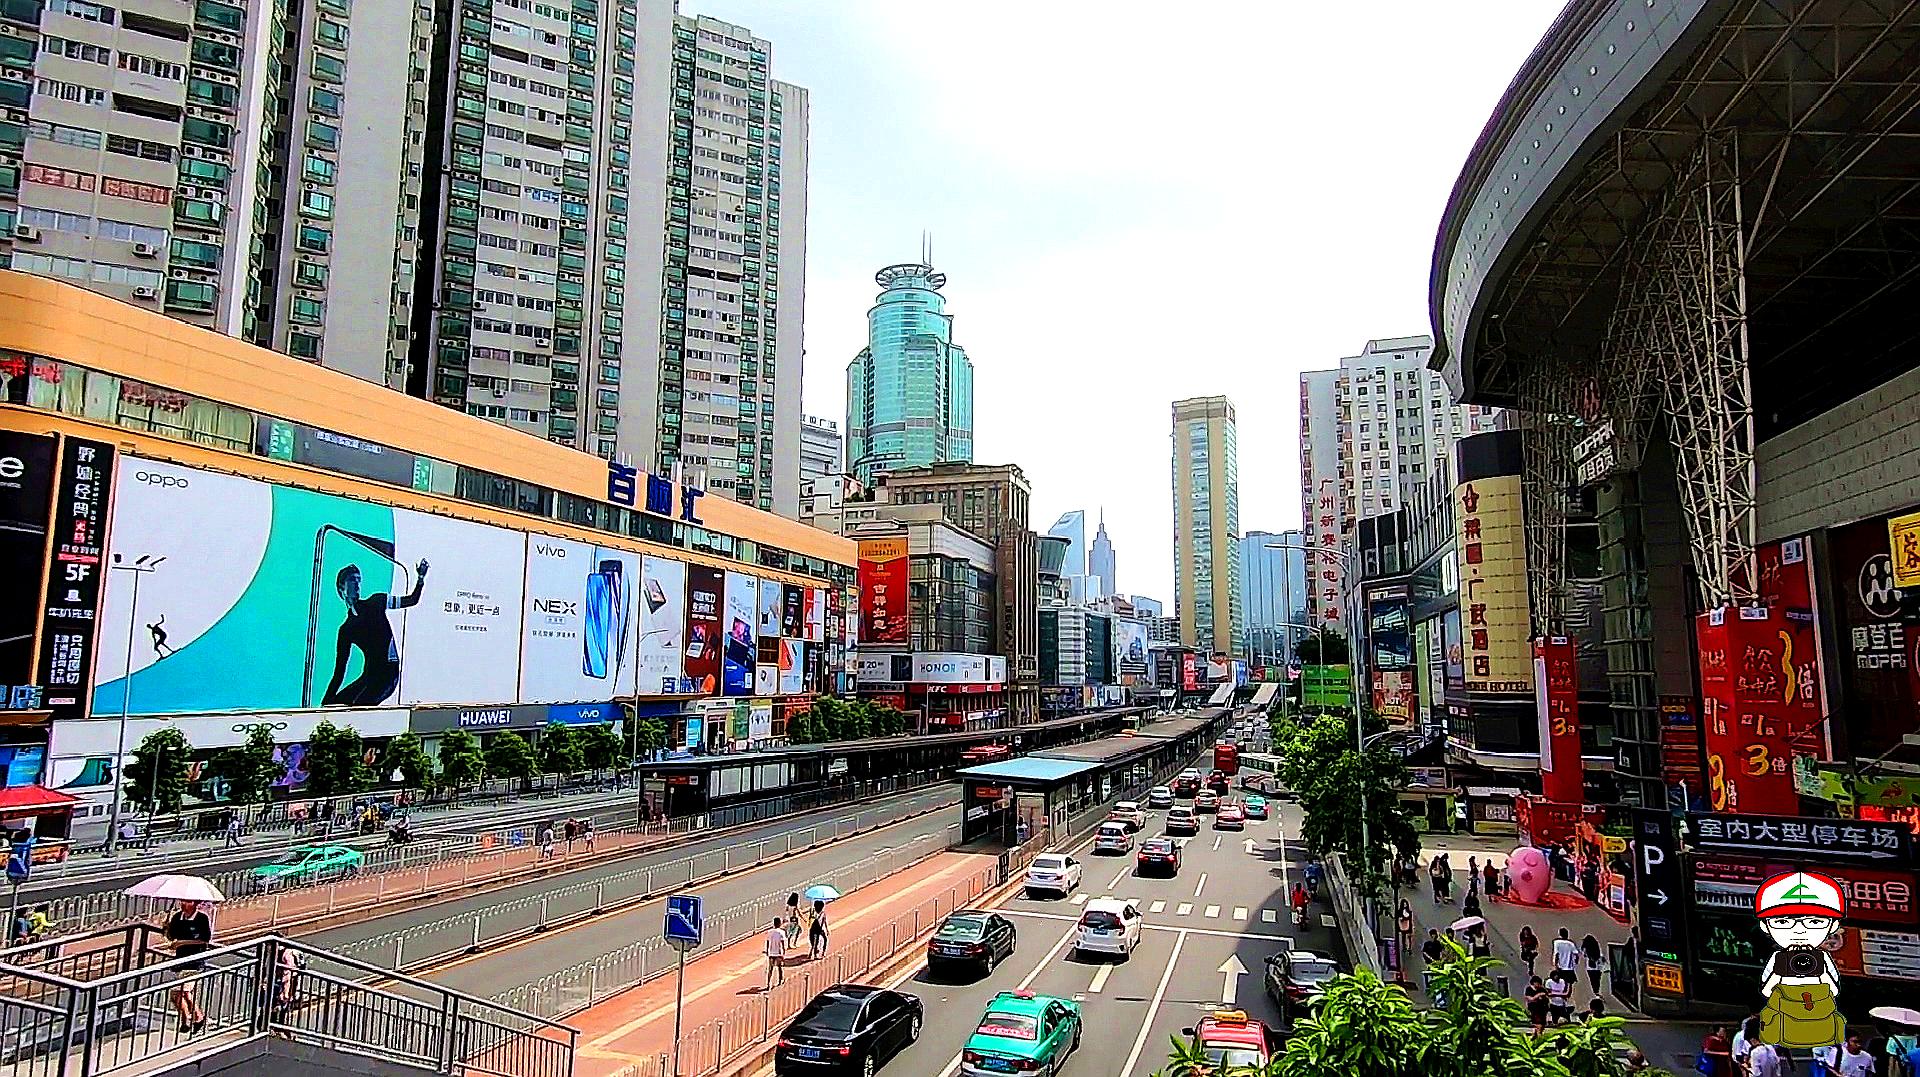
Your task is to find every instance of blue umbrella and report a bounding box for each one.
[804,884,842,902]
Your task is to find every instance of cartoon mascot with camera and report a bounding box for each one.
[1754,870,1847,1049]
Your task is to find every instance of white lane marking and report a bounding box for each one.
[1211,836,1222,852]
[1193,873,1208,898]
[1119,929,1187,1077]
[1204,905,1220,918]
[1070,893,1088,906]
[1088,961,1113,994]
[1233,907,1249,921]
[1176,903,1194,916]
[1262,909,1278,923]
[1149,900,1166,914]
[1108,868,1127,890]
[1278,821,1291,892]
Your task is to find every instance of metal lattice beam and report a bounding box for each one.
[1518,366,1580,636]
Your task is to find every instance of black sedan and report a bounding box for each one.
[1135,837,1181,877]
[776,984,923,1075]
[926,910,1017,978]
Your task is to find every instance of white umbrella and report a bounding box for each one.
[124,874,226,903]
[1449,915,1486,933]
[1871,1006,1920,1026]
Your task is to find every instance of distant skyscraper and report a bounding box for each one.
[1047,510,1087,577]
[1088,512,1116,598]
[1239,531,1307,667]
[800,415,842,484]
[1171,396,1242,656]
[845,251,974,484]
[1130,596,1164,618]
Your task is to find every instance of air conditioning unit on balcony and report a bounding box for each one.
[12,225,41,242]
[132,286,159,300]
[492,386,508,398]
[132,242,159,258]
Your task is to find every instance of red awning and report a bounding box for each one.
[0,784,80,815]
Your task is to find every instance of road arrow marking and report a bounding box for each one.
[1217,954,1247,1006]
[1243,838,1257,854]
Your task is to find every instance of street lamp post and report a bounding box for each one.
[105,553,164,855]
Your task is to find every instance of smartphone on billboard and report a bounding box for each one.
[583,559,627,679]
[726,616,753,669]
[304,526,409,708]
[644,576,668,614]
[686,623,710,660]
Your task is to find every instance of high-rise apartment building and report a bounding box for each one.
[799,413,841,483]
[845,257,973,484]
[1171,396,1241,657]
[879,461,1037,720]
[1239,530,1307,667]
[1088,512,1115,598]
[0,4,809,515]
[1298,334,1500,630]
[1046,509,1086,576]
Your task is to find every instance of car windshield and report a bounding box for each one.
[977,1012,1039,1041]
[1206,1046,1263,1067]
[938,918,986,940]
[1292,960,1339,983]
[270,851,313,866]
[795,997,865,1033]
[1032,856,1068,871]
[1081,910,1122,930]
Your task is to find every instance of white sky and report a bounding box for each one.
[687,0,1564,604]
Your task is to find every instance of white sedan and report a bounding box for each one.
[1024,853,1083,896]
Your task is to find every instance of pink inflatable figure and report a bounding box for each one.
[1506,846,1553,905]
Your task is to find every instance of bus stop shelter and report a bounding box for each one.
[953,757,1102,845]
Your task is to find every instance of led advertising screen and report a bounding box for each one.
[519,537,641,703]
[858,537,908,645]
[722,571,758,695]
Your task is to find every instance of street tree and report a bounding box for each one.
[306,721,372,797]
[486,731,537,791]
[122,727,192,815]
[380,731,433,791]
[625,711,669,761]
[210,725,283,807]
[578,723,622,776]
[537,721,585,782]
[437,729,484,795]
[1274,712,1419,899]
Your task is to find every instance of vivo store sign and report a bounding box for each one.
[911,653,1007,685]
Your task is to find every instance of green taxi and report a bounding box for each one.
[1244,795,1269,820]
[960,990,1081,1076]
[250,844,364,891]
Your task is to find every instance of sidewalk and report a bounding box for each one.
[569,851,1000,1077]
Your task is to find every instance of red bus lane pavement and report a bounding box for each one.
[569,851,999,1077]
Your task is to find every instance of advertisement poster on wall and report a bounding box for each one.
[1373,670,1415,726]
[1113,619,1148,674]
[1824,518,1917,758]
[749,701,773,741]
[782,584,803,638]
[722,571,758,695]
[753,643,779,695]
[857,537,908,645]
[756,579,782,638]
[519,538,641,704]
[806,589,825,643]
[638,556,693,694]
[780,638,804,694]
[683,566,723,693]
[38,436,114,722]
[0,430,56,692]
[1454,472,1533,694]
[92,457,524,716]
[1367,587,1412,671]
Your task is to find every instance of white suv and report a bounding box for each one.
[1109,801,1147,830]
[1075,899,1143,958]
[1024,853,1082,897]
[1093,822,1134,854]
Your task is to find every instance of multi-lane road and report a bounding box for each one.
[751,789,1344,1077]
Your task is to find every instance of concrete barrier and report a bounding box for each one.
[1325,854,1385,977]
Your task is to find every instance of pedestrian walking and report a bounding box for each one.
[1551,927,1580,975]
[1732,1015,1762,1074]
[1422,929,1445,966]
[1747,1040,1783,1077]
[1524,976,1550,1035]
[1468,855,1479,884]
[225,814,242,848]
[162,899,214,1033]
[582,817,595,852]
[763,918,788,989]
[784,893,801,946]
[1429,857,1447,903]
[1518,925,1539,975]
[808,899,829,960]
[1834,1034,1876,1077]
[540,824,556,860]
[1546,971,1574,1025]
[564,818,578,854]
[1483,861,1499,897]
[1396,899,1415,953]
[1461,889,1482,919]
[1468,927,1491,960]
[1699,1025,1735,1077]
[1581,933,1605,995]
[1582,997,1606,1023]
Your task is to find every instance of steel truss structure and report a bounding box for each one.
[1517,368,1580,635]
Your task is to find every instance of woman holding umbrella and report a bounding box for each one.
[127,874,223,1033]
[803,884,839,960]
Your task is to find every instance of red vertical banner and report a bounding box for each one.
[1697,604,1819,815]
[856,537,908,646]
[1533,636,1582,804]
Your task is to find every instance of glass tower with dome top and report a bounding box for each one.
[845,258,975,484]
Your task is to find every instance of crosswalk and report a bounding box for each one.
[1065,891,1274,922]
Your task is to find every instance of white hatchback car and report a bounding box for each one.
[1024,853,1083,897]
[1075,898,1143,958]
[1109,801,1147,830]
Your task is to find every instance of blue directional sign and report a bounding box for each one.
[664,894,703,946]
[6,834,32,885]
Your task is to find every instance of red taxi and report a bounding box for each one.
[1182,1010,1272,1072]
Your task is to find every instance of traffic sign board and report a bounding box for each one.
[6,835,32,885]
[664,893,703,948]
